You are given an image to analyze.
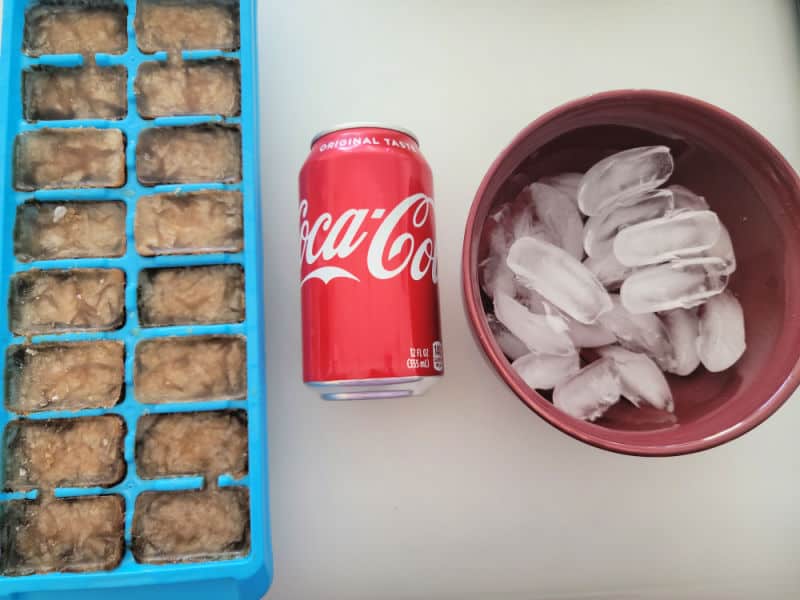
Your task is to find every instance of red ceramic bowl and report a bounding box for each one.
[462,90,800,456]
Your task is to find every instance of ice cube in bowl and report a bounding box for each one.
[462,90,800,455]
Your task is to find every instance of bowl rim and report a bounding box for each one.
[461,88,800,457]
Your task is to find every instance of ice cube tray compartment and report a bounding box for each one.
[0,0,270,597]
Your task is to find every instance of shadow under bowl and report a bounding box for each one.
[462,89,800,456]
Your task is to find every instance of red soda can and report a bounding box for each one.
[298,123,444,400]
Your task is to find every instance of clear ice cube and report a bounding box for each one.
[660,308,701,376]
[597,295,674,370]
[479,255,516,298]
[512,351,579,390]
[528,222,558,246]
[597,346,673,412]
[583,249,633,290]
[583,189,674,257]
[493,292,574,356]
[705,223,736,275]
[553,358,622,421]
[487,314,529,361]
[614,209,721,267]
[668,185,710,211]
[529,183,584,259]
[564,316,617,348]
[538,172,582,205]
[696,291,746,372]
[577,146,674,216]
[506,236,612,324]
[620,257,728,314]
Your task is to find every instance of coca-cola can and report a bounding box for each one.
[298,123,444,400]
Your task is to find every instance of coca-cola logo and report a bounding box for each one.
[299,193,438,286]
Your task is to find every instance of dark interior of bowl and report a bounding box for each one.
[467,91,800,453]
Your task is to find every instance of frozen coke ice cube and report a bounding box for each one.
[0,495,124,575]
[9,269,126,336]
[131,488,249,564]
[668,184,710,211]
[528,183,584,259]
[135,59,240,119]
[583,188,674,257]
[136,410,248,479]
[620,257,728,314]
[134,335,246,404]
[597,346,673,412]
[553,358,622,421]
[577,146,674,216]
[660,308,701,376]
[493,292,574,356]
[24,4,127,56]
[6,341,124,414]
[597,295,674,370]
[507,236,612,324]
[138,265,245,327]
[135,191,243,256]
[14,200,126,262]
[696,291,746,372]
[136,125,241,186]
[134,0,240,53]
[23,64,127,121]
[14,128,126,191]
[3,416,126,491]
[614,210,721,267]
[512,351,579,390]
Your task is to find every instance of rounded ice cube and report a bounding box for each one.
[620,257,729,314]
[507,236,612,324]
[613,210,721,267]
[577,146,674,216]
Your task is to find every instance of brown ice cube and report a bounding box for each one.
[135,59,240,118]
[14,128,126,191]
[136,410,248,479]
[134,1,239,53]
[24,65,127,121]
[24,4,127,57]
[3,415,126,491]
[5,341,124,414]
[134,335,246,403]
[9,269,126,336]
[135,191,243,256]
[14,201,126,262]
[136,125,241,185]
[132,487,249,564]
[0,495,125,575]
[138,265,244,327]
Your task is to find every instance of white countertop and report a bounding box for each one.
[261,2,800,598]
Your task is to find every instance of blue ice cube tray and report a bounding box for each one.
[0,1,272,598]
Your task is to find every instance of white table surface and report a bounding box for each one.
[0,1,796,598]
[260,1,800,598]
